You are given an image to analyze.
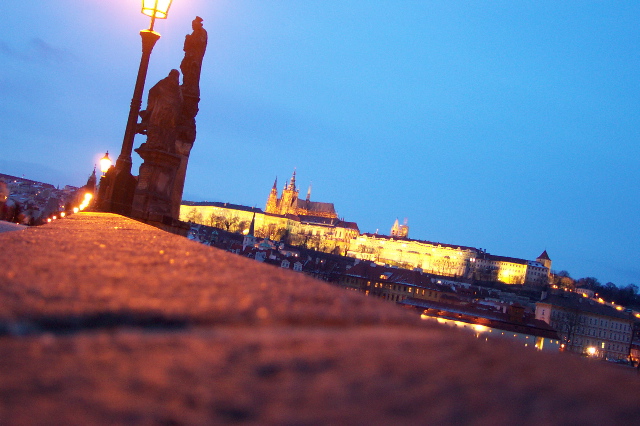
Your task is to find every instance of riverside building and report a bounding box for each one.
[535,293,635,360]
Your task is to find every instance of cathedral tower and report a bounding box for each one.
[264,169,337,218]
[278,169,299,215]
[391,218,409,238]
[265,177,279,214]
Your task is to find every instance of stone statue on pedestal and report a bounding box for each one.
[173,16,208,218]
[131,17,208,224]
[137,69,182,152]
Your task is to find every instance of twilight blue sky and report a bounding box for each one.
[1,1,639,287]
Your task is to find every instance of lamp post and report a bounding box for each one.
[99,152,112,177]
[104,0,174,215]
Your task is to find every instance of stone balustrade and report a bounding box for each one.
[0,212,638,424]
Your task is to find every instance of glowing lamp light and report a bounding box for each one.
[587,347,597,356]
[142,0,173,29]
[99,152,112,175]
[73,207,79,214]
[473,324,488,333]
[79,192,94,211]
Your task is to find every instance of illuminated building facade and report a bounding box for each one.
[346,234,550,287]
[347,233,476,277]
[181,175,550,287]
[473,252,550,286]
[180,203,358,255]
[536,293,634,360]
[180,172,357,254]
[265,170,338,219]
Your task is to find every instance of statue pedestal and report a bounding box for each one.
[128,16,207,230]
[131,145,181,220]
[98,165,137,216]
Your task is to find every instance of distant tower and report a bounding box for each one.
[86,168,97,193]
[305,182,312,210]
[248,211,255,236]
[290,169,297,190]
[391,218,400,236]
[279,169,299,215]
[537,250,552,271]
[536,250,552,284]
[243,212,257,250]
[391,218,409,238]
[401,218,409,237]
[265,177,279,214]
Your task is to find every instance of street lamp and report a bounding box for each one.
[99,152,112,177]
[142,0,174,26]
[104,0,173,215]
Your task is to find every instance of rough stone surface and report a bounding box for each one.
[0,213,410,328]
[0,221,25,233]
[0,212,638,425]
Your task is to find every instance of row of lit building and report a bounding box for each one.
[180,171,553,287]
[346,233,551,287]
[180,207,551,288]
[337,260,638,360]
[184,210,640,361]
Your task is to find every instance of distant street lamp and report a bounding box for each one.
[99,152,112,177]
[102,0,174,215]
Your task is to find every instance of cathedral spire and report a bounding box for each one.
[391,218,400,236]
[248,212,255,236]
[391,218,409,238]
[85,167,97,193]
[290,168,297,191]
[265,177,279,214]
[306,182,312,202]
[243,212,257,251]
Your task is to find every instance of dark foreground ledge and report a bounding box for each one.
[0,213,638,425]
